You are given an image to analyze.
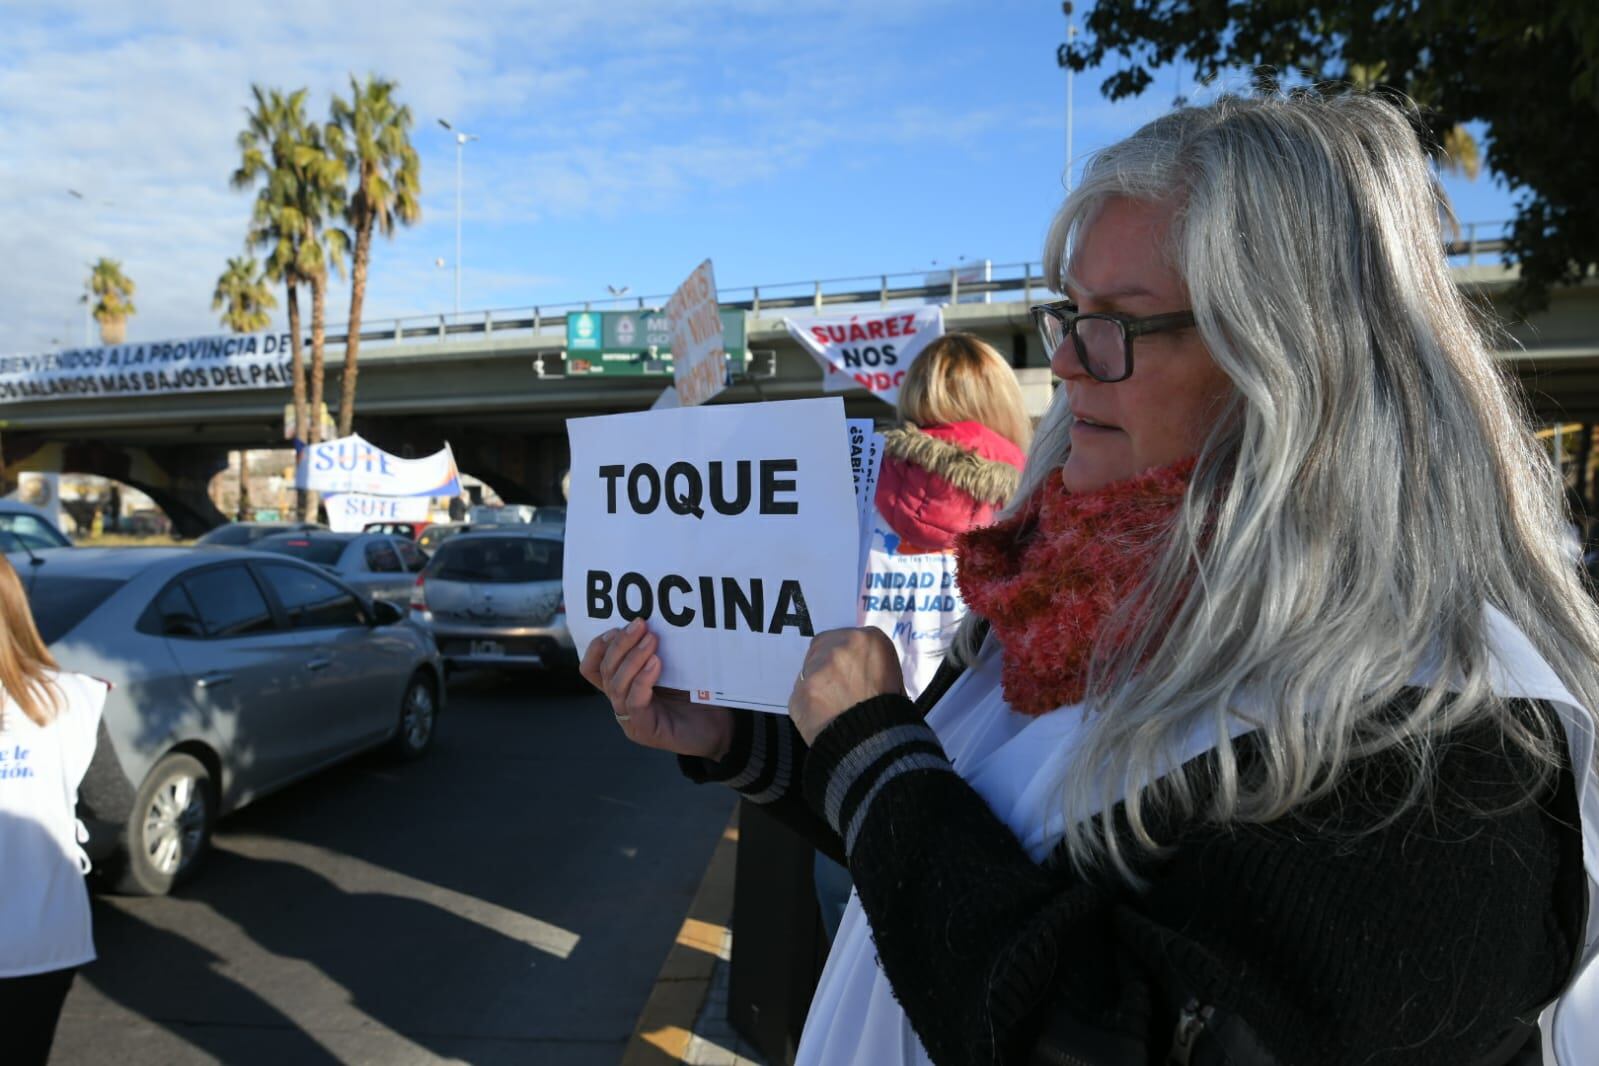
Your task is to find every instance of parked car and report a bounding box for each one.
[417,521,472,556]
[252,530,426,605]
[19,547,444,894]
[0,499,73,551]
[468,504,535,525]
[411,528,573,673]
[530,505,566,533]
[364,520,431,540]
[196,521,325,547]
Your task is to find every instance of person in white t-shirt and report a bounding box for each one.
[0,554,108,1065]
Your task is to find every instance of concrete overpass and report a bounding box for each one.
[3,261,1597,534]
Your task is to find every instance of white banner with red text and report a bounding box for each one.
[783,307,944,406]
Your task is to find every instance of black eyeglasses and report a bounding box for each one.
[1030,299,1197,383]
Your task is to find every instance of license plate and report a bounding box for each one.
[471,640,504,657]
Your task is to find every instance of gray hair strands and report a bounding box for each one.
[952,92,1599,883]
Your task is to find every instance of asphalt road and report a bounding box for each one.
[48,670,736,1066]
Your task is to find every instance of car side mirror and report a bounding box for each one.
[370,600,405,626]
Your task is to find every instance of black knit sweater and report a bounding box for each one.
[680,664,1585,1066]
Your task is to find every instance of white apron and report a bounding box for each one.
[0,672,107,977]
[796,607,1599,1066]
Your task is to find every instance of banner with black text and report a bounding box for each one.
[0,331,294,403]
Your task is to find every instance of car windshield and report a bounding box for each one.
[0,513,71,550]
[255,537,347,566]
[197,525,256,546]
[431,536,562,584]
[22,575,126,642]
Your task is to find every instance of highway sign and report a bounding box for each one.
[565,310,748,376]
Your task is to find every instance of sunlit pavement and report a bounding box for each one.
[49,670,736,1066]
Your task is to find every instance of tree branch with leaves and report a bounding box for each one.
[1058,0,1599,314]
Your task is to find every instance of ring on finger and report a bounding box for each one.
[614,712,632,723]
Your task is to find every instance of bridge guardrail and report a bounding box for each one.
[319,222,1511,351]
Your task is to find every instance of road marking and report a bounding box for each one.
[216,836,581,959]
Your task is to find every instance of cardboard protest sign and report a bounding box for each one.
[564,398,857,713]
[296,433,461,497]
[325,493,432,533]
[666,259,727,407]
[784,307,944,406]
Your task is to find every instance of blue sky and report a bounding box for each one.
[1,1,1518,352]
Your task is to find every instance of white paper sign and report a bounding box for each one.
[324,493,432,533]
[784,307,945,406]
[295,433,461,497]
[666,259,727,407]
[564,398,858,713]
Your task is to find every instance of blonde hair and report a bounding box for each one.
[897,332,1032,451]
[954,91,1599,882]
[0,555,61,727]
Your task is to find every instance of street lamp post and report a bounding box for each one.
[438,119,480,316]
[1062,3,1077,190]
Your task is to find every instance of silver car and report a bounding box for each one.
[0,499,72,550]
[411,529,574,673]
[253,530,426,606]
[22,547,444,895]
[195,520,325,547]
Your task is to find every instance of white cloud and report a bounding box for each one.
[0,0,1026,353]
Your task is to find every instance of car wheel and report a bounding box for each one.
[113,752,214,896]
[391,672,438,760]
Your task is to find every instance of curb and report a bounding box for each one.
[622,807,741,1065]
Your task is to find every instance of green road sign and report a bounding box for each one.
[566,310,748,376]
[567,311,603,351]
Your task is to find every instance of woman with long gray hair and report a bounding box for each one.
[587,91,1599,1064]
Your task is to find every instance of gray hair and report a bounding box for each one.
[952,92,1599,881]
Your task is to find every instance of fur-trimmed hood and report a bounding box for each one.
[874,421,1026,553]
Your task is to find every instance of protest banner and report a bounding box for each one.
[324,493,432,533]
[665,259,727,407]
[295,434,461,498]
[783,307,944,406]
[847,421,885,581]
[858,506,964,699]
[564,398,857,713]
[0,331,294,404]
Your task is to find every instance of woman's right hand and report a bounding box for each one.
[579,618,734,762]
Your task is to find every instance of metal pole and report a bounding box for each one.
[454,137,463,316]
[1063,3,1076,190]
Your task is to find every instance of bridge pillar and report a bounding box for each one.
[2,435,229,538]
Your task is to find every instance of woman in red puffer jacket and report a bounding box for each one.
[874,332,1032,557]
[813,332,1034,941]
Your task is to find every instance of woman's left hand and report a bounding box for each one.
[788,627,905,745]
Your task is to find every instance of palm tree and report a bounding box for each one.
[87,258,136,345]
[331,75,422,438]
[212,255,277,333]
[234,86,312,460]
[234,86,346,519]
[292,122,350,453]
